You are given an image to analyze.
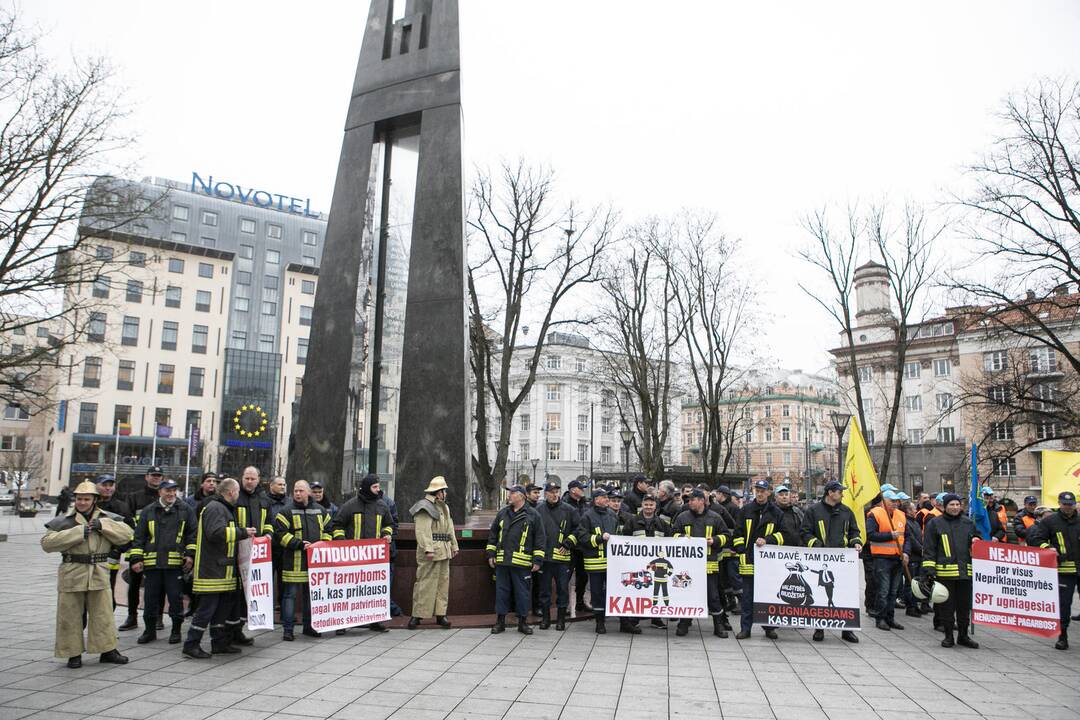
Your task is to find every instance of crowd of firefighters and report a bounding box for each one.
[40,466,1079,668]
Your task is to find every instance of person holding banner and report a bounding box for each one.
[866,489,907,632]
[488,485,546,636]
[408,476,459,630]
[673,488,732,638]
[570,488,618,634]
[800,479,862,643]
[922,493,979,649]
[273,480,332,641]
[331,474,396,633]
[622,494,672,630]
[733,480,785,640]
[1027,491,1079,651]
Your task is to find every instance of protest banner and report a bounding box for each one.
[237,535,274,630]
[972,539,1060,637]
[752,546,861,630]
[605,536,707,619]
[306,539,391,633]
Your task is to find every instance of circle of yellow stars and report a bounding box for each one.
[233,404,268,439]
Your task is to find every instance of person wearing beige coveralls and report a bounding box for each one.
[408,476,459,629]
[41,480,135,668]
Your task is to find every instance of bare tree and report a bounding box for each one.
[673,212,757,483]
[595,218,685,480]
[0,10,152,413]
[468,161,614,508]
[0,436,45,507]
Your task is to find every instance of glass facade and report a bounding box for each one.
[220,348,280,477]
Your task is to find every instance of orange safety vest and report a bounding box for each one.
[1019,514,1036,545]
[867,506,906,557]
[992,504,1009,541]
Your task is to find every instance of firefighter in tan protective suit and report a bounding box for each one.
[41,480,134,668]
[407,476,459,629]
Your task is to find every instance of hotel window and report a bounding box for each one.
[266,249,280,265]
[240,244,254,259]
[113,405,132,427]
[781,426,790,441]
[78,402,98,433]
[117,360,135,391]
[240,218,256,234]
[170,231,187,243]
[301,280,315,295]
[165,286,182,308]
[258,334,274,352]
[299,305,313,326]
[577,414,588,432]
[121,316,139,346]
[201,210,217,226]
[88,312,106,342]
[782,405,790,417]
[126,279,143,303]
[235,297,249,312]
[297,338,308,364]
[302,254,316,265]
[230,330,247,350]
[82,356,102,388]
[158,364,175,394]
[198,262,214,278]
[237,271,251,285]
[155,407,171,428]
[519,441,529,461]
[264,275,279,290]
[577,443,589,462]
[601,415,613,433]
[188,367,205,396]
[172,205,189,221]
[96,245,113,260]
[262,301,276,316]
[267,224,282,239]
[547,356,562,370]
[575,358,587,373]
[192,325,208,354]
[161,321,178,350]
[195,289,211,312]
[128,250,146,267]
[601,446,612,464]
[168,258,184,274]
[302,230,317,246]
[764,427,773,442]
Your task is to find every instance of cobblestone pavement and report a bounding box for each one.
[1,520,1078,720]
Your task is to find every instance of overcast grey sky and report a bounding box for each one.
[25,0,1080,372]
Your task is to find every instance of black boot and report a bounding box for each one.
[137,622,156,644]
[676,620,690,636]
[169,621,183,645]
[651,619,668,629]
[491,614,506,634]
[408,617,421,630]
[367,622,389,633]
[720,613,732,632]
[517,617,533,635]
[211,641,241,654]
[99,649,128,664]
[764,627,778,640]
[232,626,254,646]
[712,615,728,639]
[941,631,955,648]
[620,618,642,635]
[1055,629,1068,651]
[957,634,979,649]
[436,615,451,628]
[595,612,606,634]
[182,642,210,659]
[813,629,825,642]
[118,615,138,631]
[841,631,859,643]
[66,655,82,668]
[539,609,551,630]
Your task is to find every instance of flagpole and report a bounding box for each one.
[113,419,120,479]
[185,424,192,496]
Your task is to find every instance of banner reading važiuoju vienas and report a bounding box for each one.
[753,546,861,630]
[605,536,707,619]
[306,540,391,633]
[972,539,1060,638]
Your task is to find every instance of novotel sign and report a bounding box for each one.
[190,171,319,217]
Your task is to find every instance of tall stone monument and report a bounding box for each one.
[290,0,469,517]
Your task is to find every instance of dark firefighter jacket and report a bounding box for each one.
[776,504,804,546]
[125,483,160,519]
[622,512,671,537]
[98,494,134,570]
[623,486,648,514]
[192,495,250,594]
[903,514,925,562]
[922,512,978,579]
[570,505,617,572]
[657,495,683,524]
[129,499,196,569]
[672,507,731,573]
[236,485,274,536]
[536,499,577,563]
[800,501,861,549]
[331,495,395,542]
[1028,510,1080,575]
[486,504,546,569]
[732,500,785,575]
[274,499,332,583]
[560,490,589,523]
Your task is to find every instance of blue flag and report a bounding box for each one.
[969,443,991,540]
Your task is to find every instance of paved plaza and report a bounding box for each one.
[0,516,1078,720]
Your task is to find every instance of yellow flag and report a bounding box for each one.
[1041,450,1080,507]
[842,416,881,543]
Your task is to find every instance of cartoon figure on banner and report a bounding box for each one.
[809,563,836,608]
[647,553,674,607]
[778,562,816,607]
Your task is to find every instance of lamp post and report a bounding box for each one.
[620,428,633,479]
[829,410,851,482]
[803,418,817,499]
[543,421,551,480]
[530,457,539,485]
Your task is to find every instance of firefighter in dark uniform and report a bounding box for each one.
[623,474,650,515]
[94,474,133,607]
[233,467,273,646]
[1013,495,1040,546]
[488,485,546,635]
[119,466,165,632]
[623,494,671,629]
[733,480,785,639]
[716,485,743,612]
[561,479,591,612]
[330,473,396,633]
[1028,491,1079,651]
[922,493,979,649]
[569,488,618,634]
[800,479,862,643]
[535,481,576,630]
[128,479,196,645]
[183,478,255,659]
[673,488,732,637]
[274,480,332,640]
[608,489,633,534]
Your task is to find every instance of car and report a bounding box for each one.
[0,485,14,506]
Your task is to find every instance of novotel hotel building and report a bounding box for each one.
[46,172,328,491]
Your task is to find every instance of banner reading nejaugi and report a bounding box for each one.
[306,540,391,633]
[753,546,861,630]
[972,539,1059,638]
[605,536,707,619]
[238,535,274,630]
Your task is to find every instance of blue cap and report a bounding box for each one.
[94,474,116,485]
[753,480,771,490]
[1060,491,1076,506]
[981,487,995,496]
[935,493,946,502]
[507,485,526,496]
[717,485,732,495]
[775,485,790,494]
[1024,495,1038,505]
[608,489,624,500]
[159,479,178,490]
[882,490,901,501]
[897,492,911,500]
[880,484,897,492]
[824,480,847,492]
[591,488,608,500]
[568,479,587,490]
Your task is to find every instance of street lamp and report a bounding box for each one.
[829,411,851,482]
[804,418,817,500]
[620,428,633,478]
[530,457,539,485]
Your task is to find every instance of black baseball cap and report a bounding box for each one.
[591,488,608,500]
[1024,495,1038,505]
[717,485,732,495]
[568,479,587,490]
[94,474,116,485]
[159,479,179,490]
[525,483,540,493]
[753,480,771,490]
[1059,491,1076,506]
[824,480,847,492]
[147,466,163,476]
[201,471,218,481]
[310,481,324,489]
[608,489,624,500]
[689,488,706,500]
[507,485,526,496]
[543,482,561,492]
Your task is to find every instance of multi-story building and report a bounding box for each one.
[679,369,841,496]
[43,173,326,493]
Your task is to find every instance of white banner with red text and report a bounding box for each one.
[752,546,862,630]
[238,535,275,631]
[972,539,1060,638]
[604,536,707,619]
[306,539,391,633]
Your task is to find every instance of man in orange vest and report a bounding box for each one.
[982,487,1010,543]
[866,490,907,632]
[1013,496,1039,546]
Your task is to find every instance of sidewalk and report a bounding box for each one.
[0,533,1077,720]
